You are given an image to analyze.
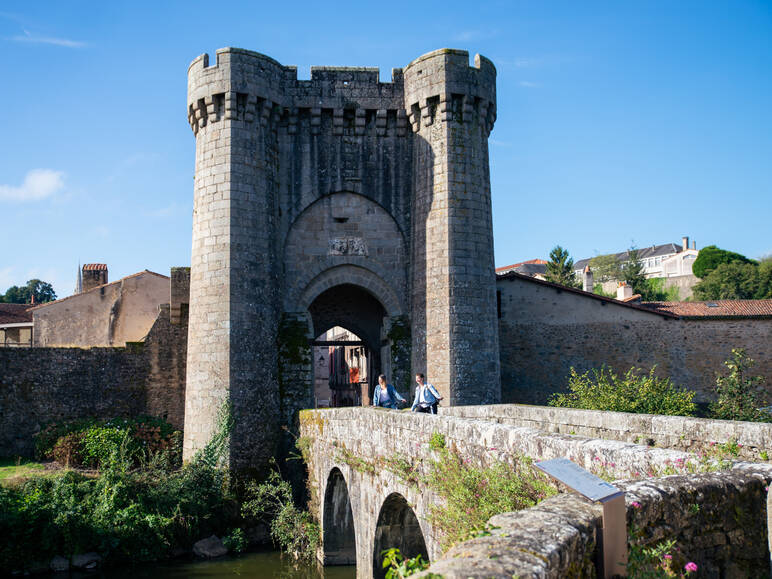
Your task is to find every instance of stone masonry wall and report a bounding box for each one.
[300,408,772,578]
[497,274,772,404]
[0,306,187,457]
[442,404,772,461]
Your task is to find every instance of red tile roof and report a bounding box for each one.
[83,263,107,271]
[0,303,34,324]
[642,300,772,318]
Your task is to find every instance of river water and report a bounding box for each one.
[85,552,355,579]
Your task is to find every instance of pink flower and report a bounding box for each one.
[685,562,698,572]
[663,554,672,560]
[631,501,641,509]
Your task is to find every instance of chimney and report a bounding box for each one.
[82,264,108,292]
[616,282,633,301]
[682,236,689,251]
[692,240,696,250]
[583,265,594,292]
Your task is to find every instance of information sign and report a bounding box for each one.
[535,457,623,503]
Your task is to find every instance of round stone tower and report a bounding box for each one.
[185,49,286,468]
[403,49,500,404]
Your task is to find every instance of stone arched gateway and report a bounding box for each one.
[184,47,501,470]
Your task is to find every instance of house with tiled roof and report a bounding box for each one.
[0,303,34,347]
[31,265,170,347]
[573,236,700,299]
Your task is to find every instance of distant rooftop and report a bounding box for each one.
[574,243,684,271]
[0,304,34,325]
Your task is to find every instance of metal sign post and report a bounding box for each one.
[535,458,627,578]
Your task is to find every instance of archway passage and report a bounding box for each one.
[372,493,429,579]
[322,468,356,565]
[309,284,387,406]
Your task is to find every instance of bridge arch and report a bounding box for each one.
[322,467,356,565]
[372,492,429,579]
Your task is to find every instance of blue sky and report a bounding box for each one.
[1,1,770,297]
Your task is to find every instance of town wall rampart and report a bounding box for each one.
[0,305,187,457]
[498,274,772,404]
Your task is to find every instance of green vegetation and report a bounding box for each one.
[550,350,771,426]
[618,247,647,295]
[549,367,697,417]
[693,259,772,300]
[380,548,433,578]
[428,432,446,451]
[35,415,182,469]
[544,245,580,288]
[425,448,557,550]
[710,349,770,422]
[692,245,754,279]
[589,253,620,283]
[0,279,57,303]
[0,458,46,484]
[0,404,318,572]
[241,464,320,562]
[0,408,235,571]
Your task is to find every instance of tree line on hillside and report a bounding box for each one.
[543,244,772,301]
[0,279,57,304]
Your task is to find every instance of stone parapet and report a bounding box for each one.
[441,404,772,460]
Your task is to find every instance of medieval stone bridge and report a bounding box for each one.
[299,405,772,578]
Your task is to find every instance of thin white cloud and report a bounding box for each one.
[519,81,541,88]
[10,29,86,48]
[489,139,512,147]
[0,169,64,202]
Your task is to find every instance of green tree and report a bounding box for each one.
[0,279,57,304]
[693,262,759,300]
[710,349,770,422]
[588,253,620,283]
[544,245,580,288]
[755,257,772,299]
[692,245,754,278]
[619,247,648,297]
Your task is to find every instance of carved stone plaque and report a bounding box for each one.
[329,237,368,256]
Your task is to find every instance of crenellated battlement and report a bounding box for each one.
[187,48,495,137]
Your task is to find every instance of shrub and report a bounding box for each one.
[381,547,432,578]
[223,528,248,553]
[428,432,446,451]
[52,432,85,467]
[549,366,697,417]
[35,416,182,470]
[425,448,557,550]
[710,349,770,422]
[241,464,319,562]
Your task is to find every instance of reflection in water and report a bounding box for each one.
[84,551,355,579]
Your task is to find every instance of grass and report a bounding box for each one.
[0,457,50,486]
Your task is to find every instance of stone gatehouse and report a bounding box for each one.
[184,48,501,469]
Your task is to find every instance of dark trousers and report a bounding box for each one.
[416,403,438,414]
